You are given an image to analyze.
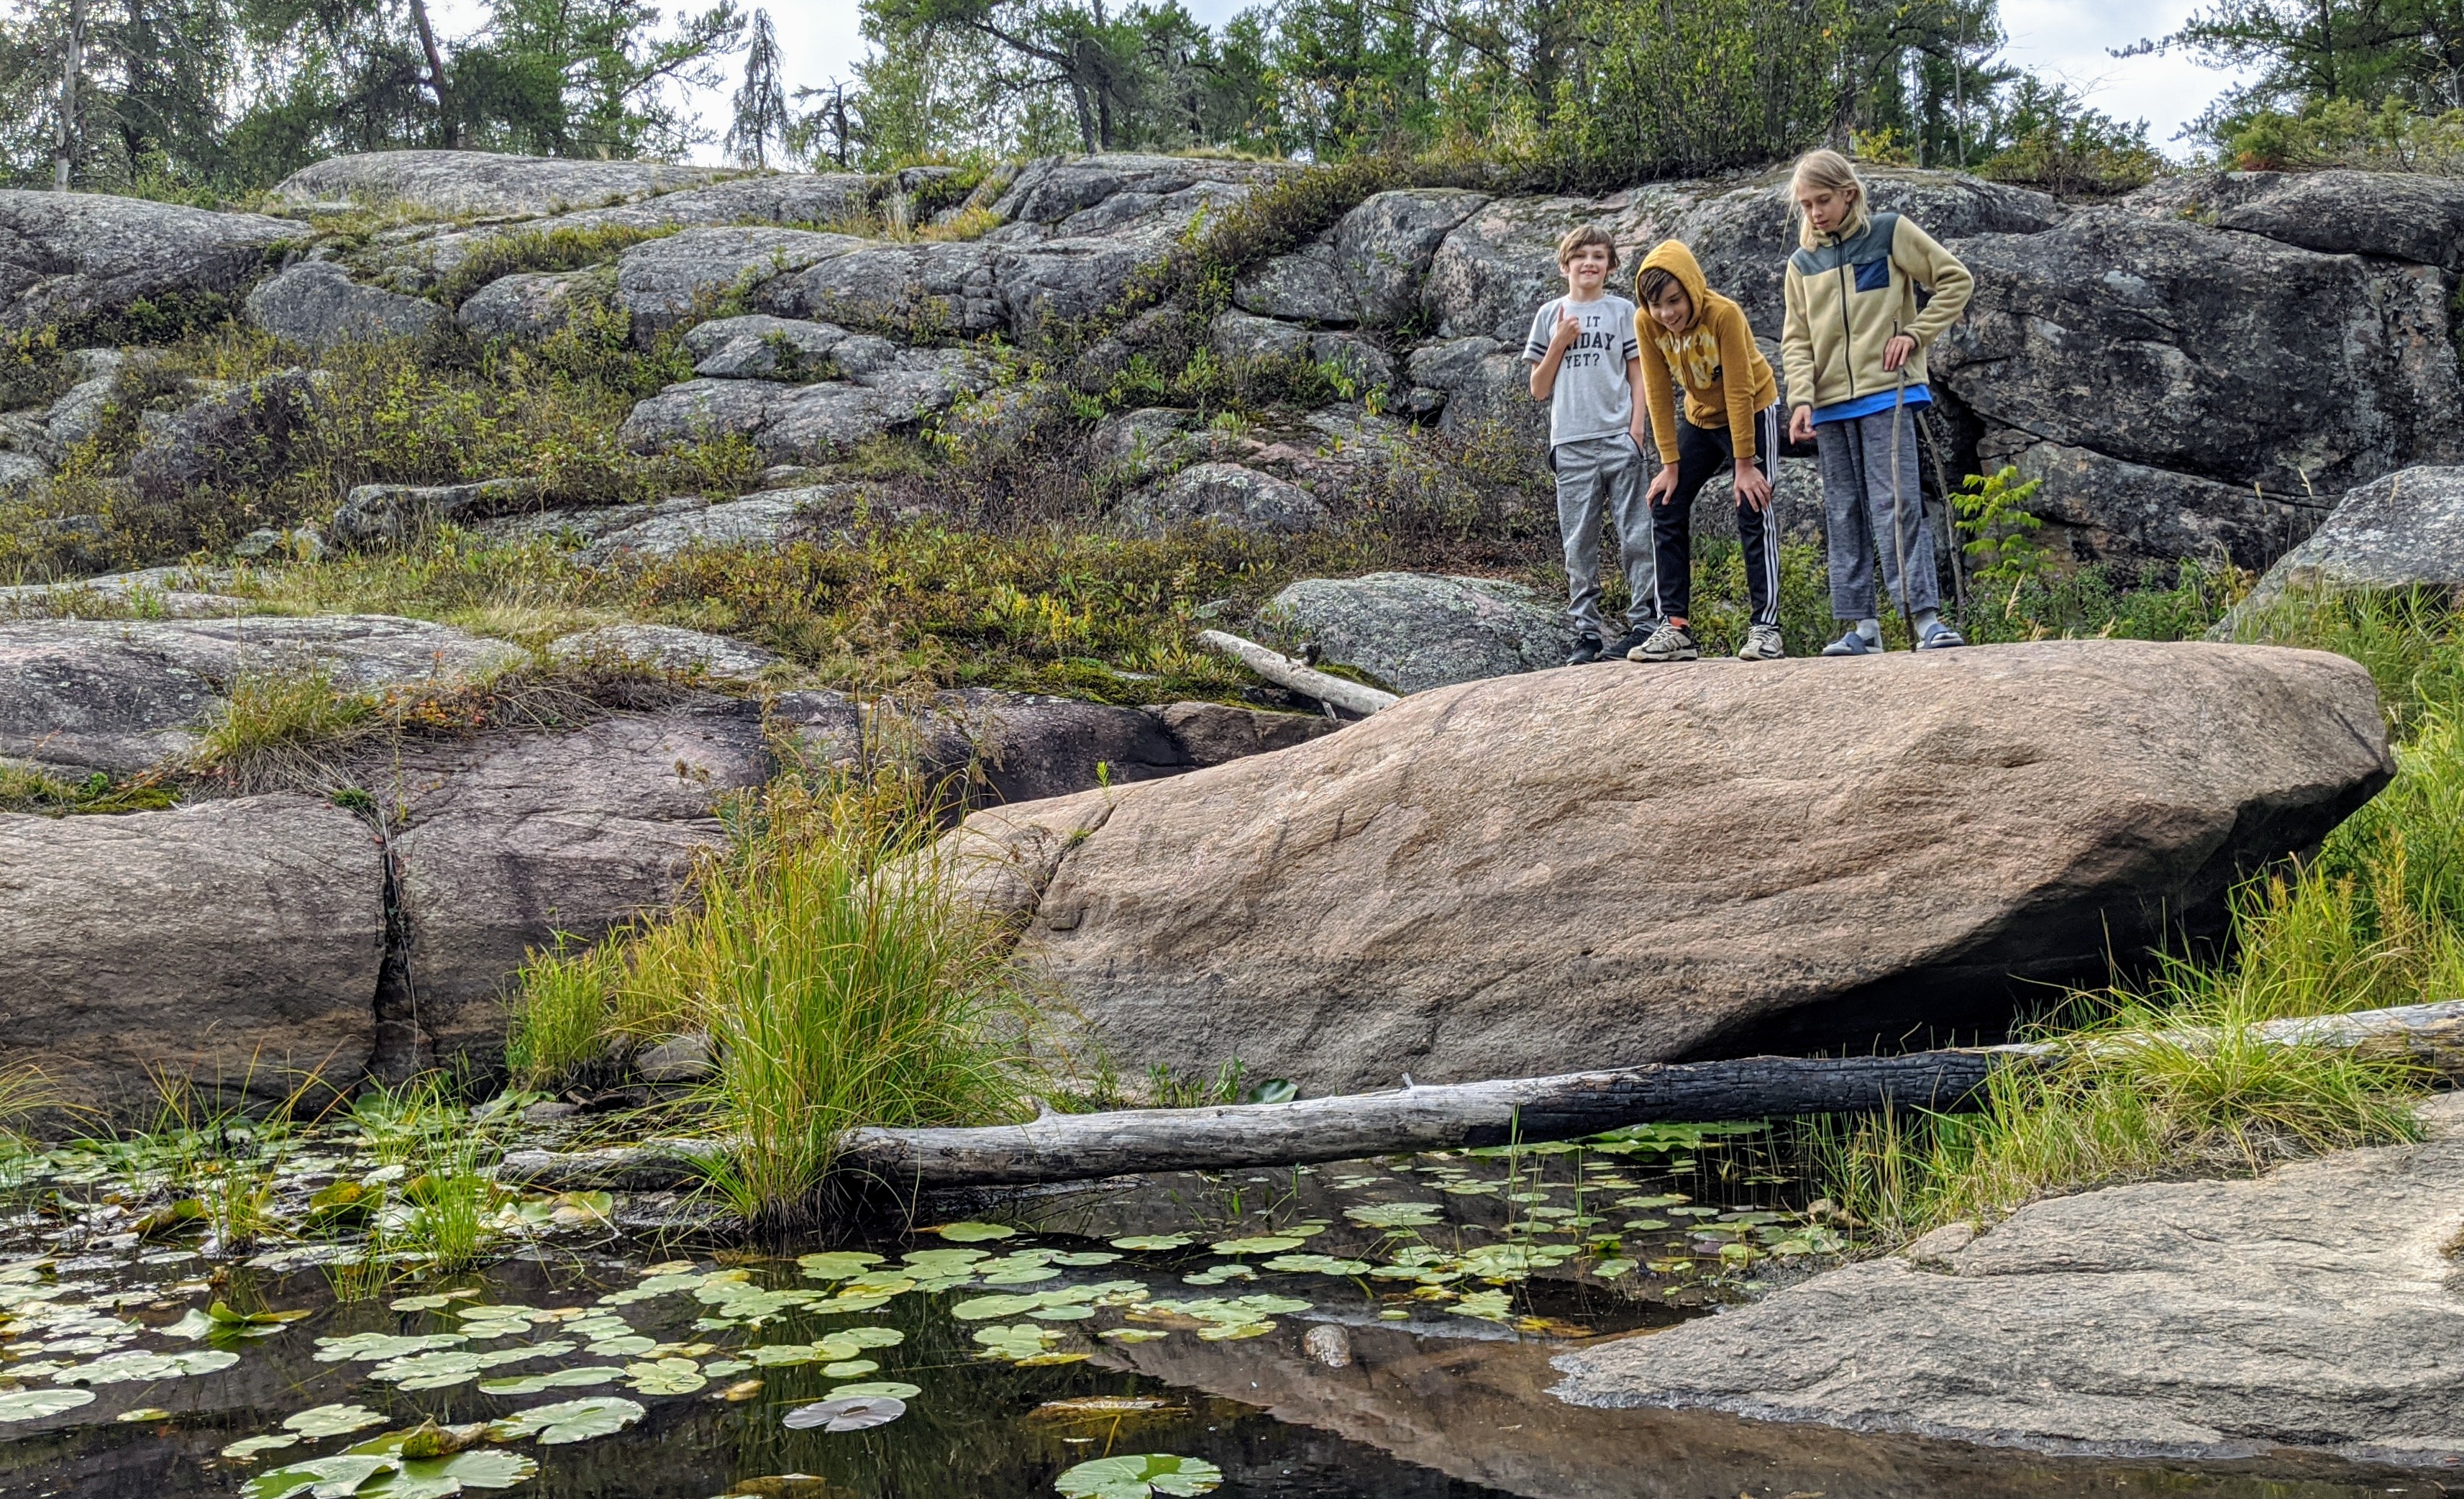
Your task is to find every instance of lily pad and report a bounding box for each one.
[582,1335,657,1357]
[972,1323,1062,1361]
[284,1404,390,1438]
[55,1348,238,1383]
[930,1221,1015,1243]
[242,1447,536,1499]
[492,1395,645,1445]
[1207,1236,1304,1255]
[624,1357,706,1395]
[782,1395,905,1431]
[1259,1254,1373,1276]
[1054,1453,1224,1499]
[0,1387,94,1421]
[223,1433,303,1459]
[314,1331,467,1363]
[795,1252,882,1281]
[117,1408,173,1423]
[1341,1203,1443,1229]
[829,1380,921,1399]
[475,1367,619,1395]
[1108,1235,1192,1252]
[389,1294,457,1312]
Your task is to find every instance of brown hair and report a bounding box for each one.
[1789,148,1870,250]
[1635,265,1683,304]
[1555,224,1618,270]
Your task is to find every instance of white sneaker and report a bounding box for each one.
[1738,624,1786,660]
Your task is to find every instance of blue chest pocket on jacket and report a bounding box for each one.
[1853,257,1892,293]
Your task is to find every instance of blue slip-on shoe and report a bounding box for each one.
[1820,628,1881,657]
[1916,619,1966,650]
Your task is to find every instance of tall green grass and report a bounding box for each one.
[1821,591,2464,1242]
[508,775,1039,1232]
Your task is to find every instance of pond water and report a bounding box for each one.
[0,1117,2444,1499]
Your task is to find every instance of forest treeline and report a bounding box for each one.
[0,0,2458,202]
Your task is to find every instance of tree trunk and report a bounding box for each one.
[499,998,2464,1197]
[1067,74,1098,153]
[408,0,460,149]
[1195,629,1398,716]
[52,0,80,192]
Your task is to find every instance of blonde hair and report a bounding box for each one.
[1789,149,1871,250]
[1555,223,1618,270]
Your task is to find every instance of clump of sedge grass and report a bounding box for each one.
[509,770,1038,1234]
[1815,665,2464,1244]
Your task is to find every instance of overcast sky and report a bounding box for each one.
[544,0,2250,164]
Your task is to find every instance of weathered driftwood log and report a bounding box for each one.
[1195,629,1399,716]
[496,998,2464,1195]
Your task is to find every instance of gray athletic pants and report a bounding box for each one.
[1816,405,1940,620]
[1551,433,1658,639]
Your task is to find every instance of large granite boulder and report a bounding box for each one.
[1264,573,1573,693]
[328,477,538,549]
[1552,1093,2464,1466]
[271,150,730,217]
[0,795,386,1113]
[2124,167,2464,274]
[613,227,861,342]
[618,350,975,462]
[396,174,882,285]
[1937,209,2464,568]
[383,698,774,1072]
[128,368,321,502]
[1118,461,1326,537]
[545,623,779,678]
[1405,335,1542,445]
[944,641,2391,1094]
[2229,465,2464,621]
[682,314,862,379]
[0,190,295,332]
[574,488,845,562]
[242,260,447,349]
[0,615,524,775]
[455,268,598,342]
[1334,188,1491,326]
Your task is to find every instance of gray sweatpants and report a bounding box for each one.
[1817,405,1940,620]
[1551,434,1658,639]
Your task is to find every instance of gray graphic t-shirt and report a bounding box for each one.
[1523,293,1640,447]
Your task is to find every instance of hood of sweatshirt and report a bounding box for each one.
[1638,239,1712,332]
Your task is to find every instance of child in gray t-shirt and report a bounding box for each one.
[1525,225,1655,663]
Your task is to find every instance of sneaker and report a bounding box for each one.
[1600,627,1655,661]
[1628,621,1699,662]
[1564,633,1605,666]
[1917,619,1966,650]
[1737,624,1786,661]
[1820,628,1881,657]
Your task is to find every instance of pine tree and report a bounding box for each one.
[725,6,786,166]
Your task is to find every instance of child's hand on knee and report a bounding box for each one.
[1734,462,1772,511]
[1646,464,1679,507]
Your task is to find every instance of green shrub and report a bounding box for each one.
[2225,98,2464,173]
[425,222,681,309]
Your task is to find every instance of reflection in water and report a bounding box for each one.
[0,1249,2442,1499]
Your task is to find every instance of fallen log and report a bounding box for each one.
[496,998,2464,1196]
[1195,629,1399,716]
[501,1049,2012,1193]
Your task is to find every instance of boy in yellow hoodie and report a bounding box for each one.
[1625,239,1785,662]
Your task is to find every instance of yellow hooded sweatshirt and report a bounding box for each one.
[1633,240,1779,465]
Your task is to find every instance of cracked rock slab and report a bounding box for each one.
[1551,1093,2464,1466]
[0,615,525,775]
[0,794,385,1115]
[385,698,773,1071]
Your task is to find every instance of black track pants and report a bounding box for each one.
[1649,404,1781,627]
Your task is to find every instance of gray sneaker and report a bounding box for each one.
[1628,621,1699,662]
[1737,624,1786,660]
